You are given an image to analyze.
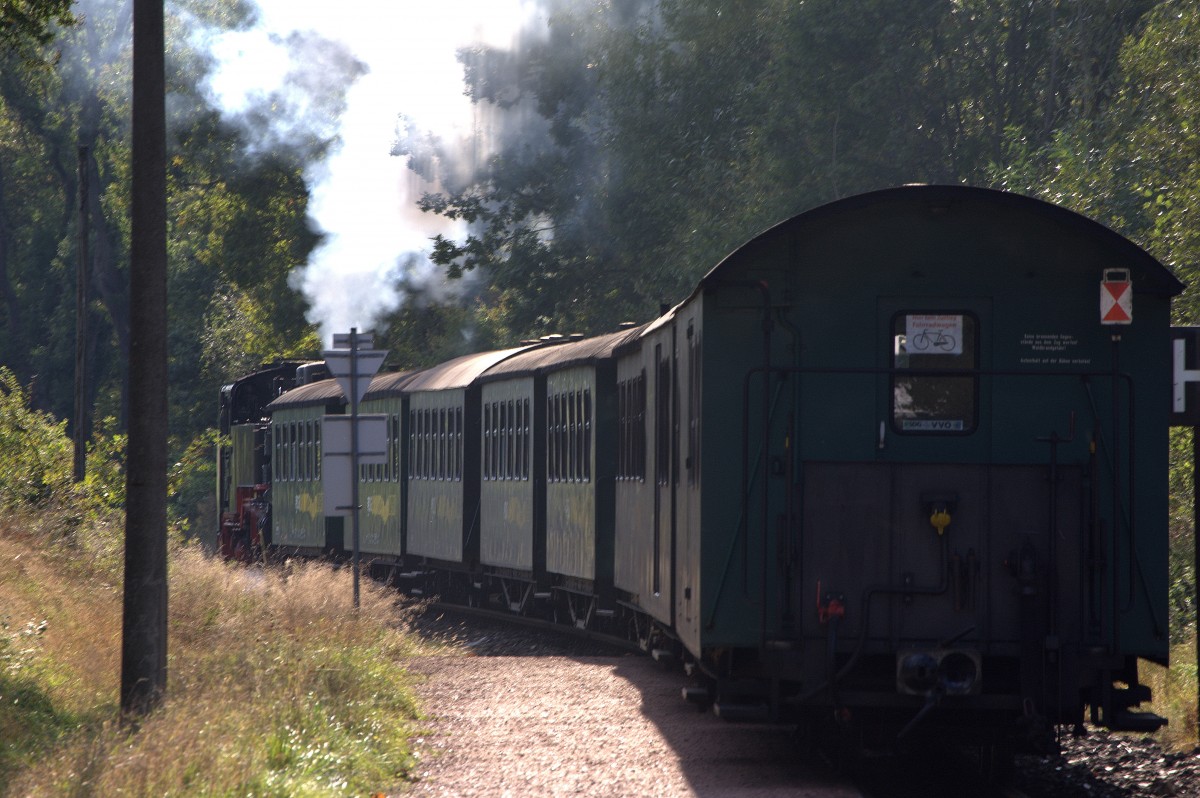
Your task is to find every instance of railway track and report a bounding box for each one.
[423,598,644,655]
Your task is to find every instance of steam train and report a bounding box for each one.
[218,185,1179,766]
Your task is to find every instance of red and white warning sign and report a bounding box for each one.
[1100,269,1132,325]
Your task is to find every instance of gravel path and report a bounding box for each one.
[391,606,1200,796]
[401,652,860,797]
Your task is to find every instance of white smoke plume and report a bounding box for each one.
[194,0,544,343]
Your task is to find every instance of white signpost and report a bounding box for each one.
[322,329,388,608]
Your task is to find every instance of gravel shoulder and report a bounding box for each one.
[400,647,858,797]
[392,608,1200,797]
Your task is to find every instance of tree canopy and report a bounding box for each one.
[5,0,1200,544]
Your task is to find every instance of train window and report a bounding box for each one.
[554,393,563,483]
[289,422,297,482]
[567,391,576,482]
[414,410,422,480]
[306,420,314,481]
[618,372,647,481]
[436,410,446,480]
[483,403,491,481]
[891,313,978,434]
[513,399,522,480]
[302,420,312,482]
[583,389,592,482]
[314,420,321,481]
[408,410,416,479]
[521,398,530,480]
[302,420,309,481]
[454,407,463,481]
[493,401,501,480]
[420,409,429,480]
[387,415,396,482]
[297,422,305,481]
[502,400,511,480]
[508,399,517,481]
[297,421,303,480]
[438,408,447,481]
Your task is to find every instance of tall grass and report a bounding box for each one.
[0,517,423,797]
[0,368,423,795]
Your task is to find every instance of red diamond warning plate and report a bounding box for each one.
[1101,276,1132,325]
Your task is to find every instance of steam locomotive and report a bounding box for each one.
[218,185,1178,767]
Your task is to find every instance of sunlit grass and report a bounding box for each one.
[0,508,423,796]
[1145,641,1199,749]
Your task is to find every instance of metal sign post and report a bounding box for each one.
[322,329,387,608]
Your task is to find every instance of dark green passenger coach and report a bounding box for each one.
[615,185,1181,745]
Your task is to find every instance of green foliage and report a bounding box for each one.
[82,417,125,512]
[1169,428,1195,642]
[168,428,223,538]
[0,367,71,508]
[415,0,1161,342]
[0,0,75,52]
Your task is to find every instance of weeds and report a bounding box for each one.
[0,530,422,797]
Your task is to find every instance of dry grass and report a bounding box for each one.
[0,512,423,797]
[1144,642,1199,749]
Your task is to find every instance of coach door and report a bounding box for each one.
[652,334,676,627]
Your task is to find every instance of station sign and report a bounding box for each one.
[1172,327,1200,426]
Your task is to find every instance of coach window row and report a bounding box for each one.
[273,419,321,483]
[409,407,464,481]
[548,388,592,483]
[617,371,646,481]
[360,414,403,483]
[484,398,531,481]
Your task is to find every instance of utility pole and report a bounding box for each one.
[74,145,89,483]
[121,0,168,718]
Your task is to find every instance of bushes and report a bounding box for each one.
[0,368,73,509]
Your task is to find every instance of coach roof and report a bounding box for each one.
[403,346,536,393]
[481,325,648,381]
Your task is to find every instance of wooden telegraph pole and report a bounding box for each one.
[121,0,168,718]
[74,145,89,483]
